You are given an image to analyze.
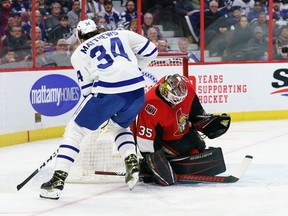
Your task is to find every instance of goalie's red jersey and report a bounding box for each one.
[136,77,204,154]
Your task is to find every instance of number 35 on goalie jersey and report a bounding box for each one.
[136,78,199,153]
[71,30,158,97]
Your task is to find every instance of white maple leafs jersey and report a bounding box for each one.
[71,30,158,97]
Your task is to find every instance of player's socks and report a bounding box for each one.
[40,170,68,200]
[124,154,139,190]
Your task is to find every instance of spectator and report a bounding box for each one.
[127,19,138,32]
[260,0,269,13]
[141,12,164,40]
[178,37,189,52]
[58,0,70,14]
[89,0,117,19]
[0,0,12,47]
[11,0,27,14]
[2,25,30,61]
[38,0,49,19]
[246,26,268,60]
[67,0,81,29]
[95,16,107,27]
[247,0,267,22]
[120,0,138,29]
[27,26,42,43]
[86,0,98,20]
[157,39,169,52]
[35,40,55,67]
[272,0,288,22]
[274,25,288,59]
[226,5,243,30]
[45,2,62,34]
[9,11,22,29]
[22,10,48,42]
[186,0,231,49]
[0,48,29,68]
[177,37,200,62]
[232,0,255,16]
[204,0,229,56]
[218,0,234,16]
[1,49,17,64]
[175,0,196,43]
[99,0,121,30]
[146,26,159,47]
[48,14,72,45]
[226,15,254,60]
[250,11,269,39]
[49,38,71,66]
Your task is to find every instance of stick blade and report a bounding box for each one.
[231,155,253,179]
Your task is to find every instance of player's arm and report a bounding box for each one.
[127,31,158,70]
[71,52,94,98]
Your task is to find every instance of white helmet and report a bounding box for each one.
[159,74,188,105]
[76,19,98,41]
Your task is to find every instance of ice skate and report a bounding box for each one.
[40,170,68,200]
[124,154,139,190]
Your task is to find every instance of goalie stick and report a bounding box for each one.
[16,149,59,191]
[95,155,253,184]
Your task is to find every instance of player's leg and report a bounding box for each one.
[40,120,91,199]
[111,88,146,189]
[40,94,130,199]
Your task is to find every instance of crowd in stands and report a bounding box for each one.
[1,0,288,68]
[177,0,288,61]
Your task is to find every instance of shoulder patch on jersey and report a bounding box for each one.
[145,104,157,115]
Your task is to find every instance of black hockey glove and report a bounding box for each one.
[193,113,231,139]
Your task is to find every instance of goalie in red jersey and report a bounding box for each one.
[136,74,231,186]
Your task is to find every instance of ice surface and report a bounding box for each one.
[0,120,287,216]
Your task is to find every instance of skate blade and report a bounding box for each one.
[127,172,139,190]
[40,188,61,200]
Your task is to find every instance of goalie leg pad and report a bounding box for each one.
[145,149,177,186]
[169,147,226,176]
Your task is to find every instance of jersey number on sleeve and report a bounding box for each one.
[138,126,153,138]
[90,37,131,69]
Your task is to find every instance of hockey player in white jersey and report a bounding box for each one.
[40,19,158,200]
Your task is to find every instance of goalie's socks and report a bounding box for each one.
[40,188,62,200]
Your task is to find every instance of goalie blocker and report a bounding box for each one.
[140,147,226,185]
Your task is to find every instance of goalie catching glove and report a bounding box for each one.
[193,113,231,139]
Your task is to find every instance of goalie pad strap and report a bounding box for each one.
[168,147,226,176]
[145,148,177,186]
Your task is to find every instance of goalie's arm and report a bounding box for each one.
[188,92,206,121]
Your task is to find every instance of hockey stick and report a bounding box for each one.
[16,119,111,191]
[95,155,253,184]
[16,149,58,191]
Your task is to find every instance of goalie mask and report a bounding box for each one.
[159,74,188,105]
[76,19,99,42]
